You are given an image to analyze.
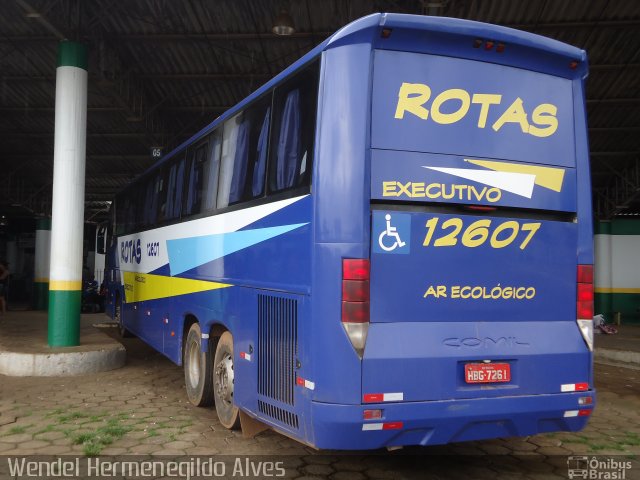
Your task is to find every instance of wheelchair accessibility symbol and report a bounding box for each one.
[373,212,411,255]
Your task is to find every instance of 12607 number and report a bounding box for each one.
[422,217,541,250]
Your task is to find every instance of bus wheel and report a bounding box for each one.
[213,331,240,429]
[115,296,132,338]
[184,323,214,407]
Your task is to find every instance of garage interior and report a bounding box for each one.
[0,0,638,321]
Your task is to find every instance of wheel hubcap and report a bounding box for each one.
[188,340,201,388]
[215,353,234,405]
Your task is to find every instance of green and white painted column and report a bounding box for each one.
[48,41,88,347]
[594,219,640,324]
[34,217,51,310]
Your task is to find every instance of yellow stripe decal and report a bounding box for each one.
[595,287,640,294]
[49,280,82,291]
[466,159,565,192]
[122,271,232,303]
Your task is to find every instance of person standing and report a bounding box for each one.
[0,260,9,315]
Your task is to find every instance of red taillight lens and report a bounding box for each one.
[342,259,370,356]
[577,265,593,283]
[485,40,494,50]
[343,259,370,280]
[342,301,370,323]
[577,264,594,320]
[342,279,370,302]
[577,283,593,303]
[342,259,370,323]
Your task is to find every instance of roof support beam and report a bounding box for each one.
[594,157,640,219]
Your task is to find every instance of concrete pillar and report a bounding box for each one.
[48,41,88,347]
[34,217,51,310]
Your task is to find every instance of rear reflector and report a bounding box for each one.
[561,382,589,392]
[578,396,593,405]
[364,392,404,403]
[296,376,315,390]
[564,409,592,417]
[362,422,404,431]
[363,409,383,420]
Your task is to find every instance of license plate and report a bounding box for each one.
[465,363,511,384]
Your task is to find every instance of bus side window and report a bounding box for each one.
[269,61,319,193]
[218,113,242,209]
[184,143,208,217]
[218,95,271,208]
[124,193,135,233]
[164,154,185,221]
[202,130,222,212]
[115,196,125,236]
[142,177,154,227]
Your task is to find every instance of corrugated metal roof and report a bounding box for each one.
[0,0,639,220]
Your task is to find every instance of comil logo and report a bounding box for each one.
[567,456,633,479]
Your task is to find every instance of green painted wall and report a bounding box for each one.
[594,219,640,324]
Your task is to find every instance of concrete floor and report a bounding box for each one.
[0,313,638,479]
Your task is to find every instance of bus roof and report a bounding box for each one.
[137,13,586,182]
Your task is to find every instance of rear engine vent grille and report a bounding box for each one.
[258,400,299,429]
[257,294,298,406]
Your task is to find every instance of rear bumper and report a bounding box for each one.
[309,390,595,450]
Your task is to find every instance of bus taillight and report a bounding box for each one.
[342,259,370,357]
[576,265,594,351]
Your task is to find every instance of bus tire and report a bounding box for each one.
[213,331,240,429]
[184,323,214,407]
[115,296,132,338]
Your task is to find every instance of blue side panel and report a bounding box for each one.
[309,41,375,406]
[173,196,313,294]
[167,223,308,277]
[573,78,593,265]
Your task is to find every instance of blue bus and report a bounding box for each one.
[103,13,594,450]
